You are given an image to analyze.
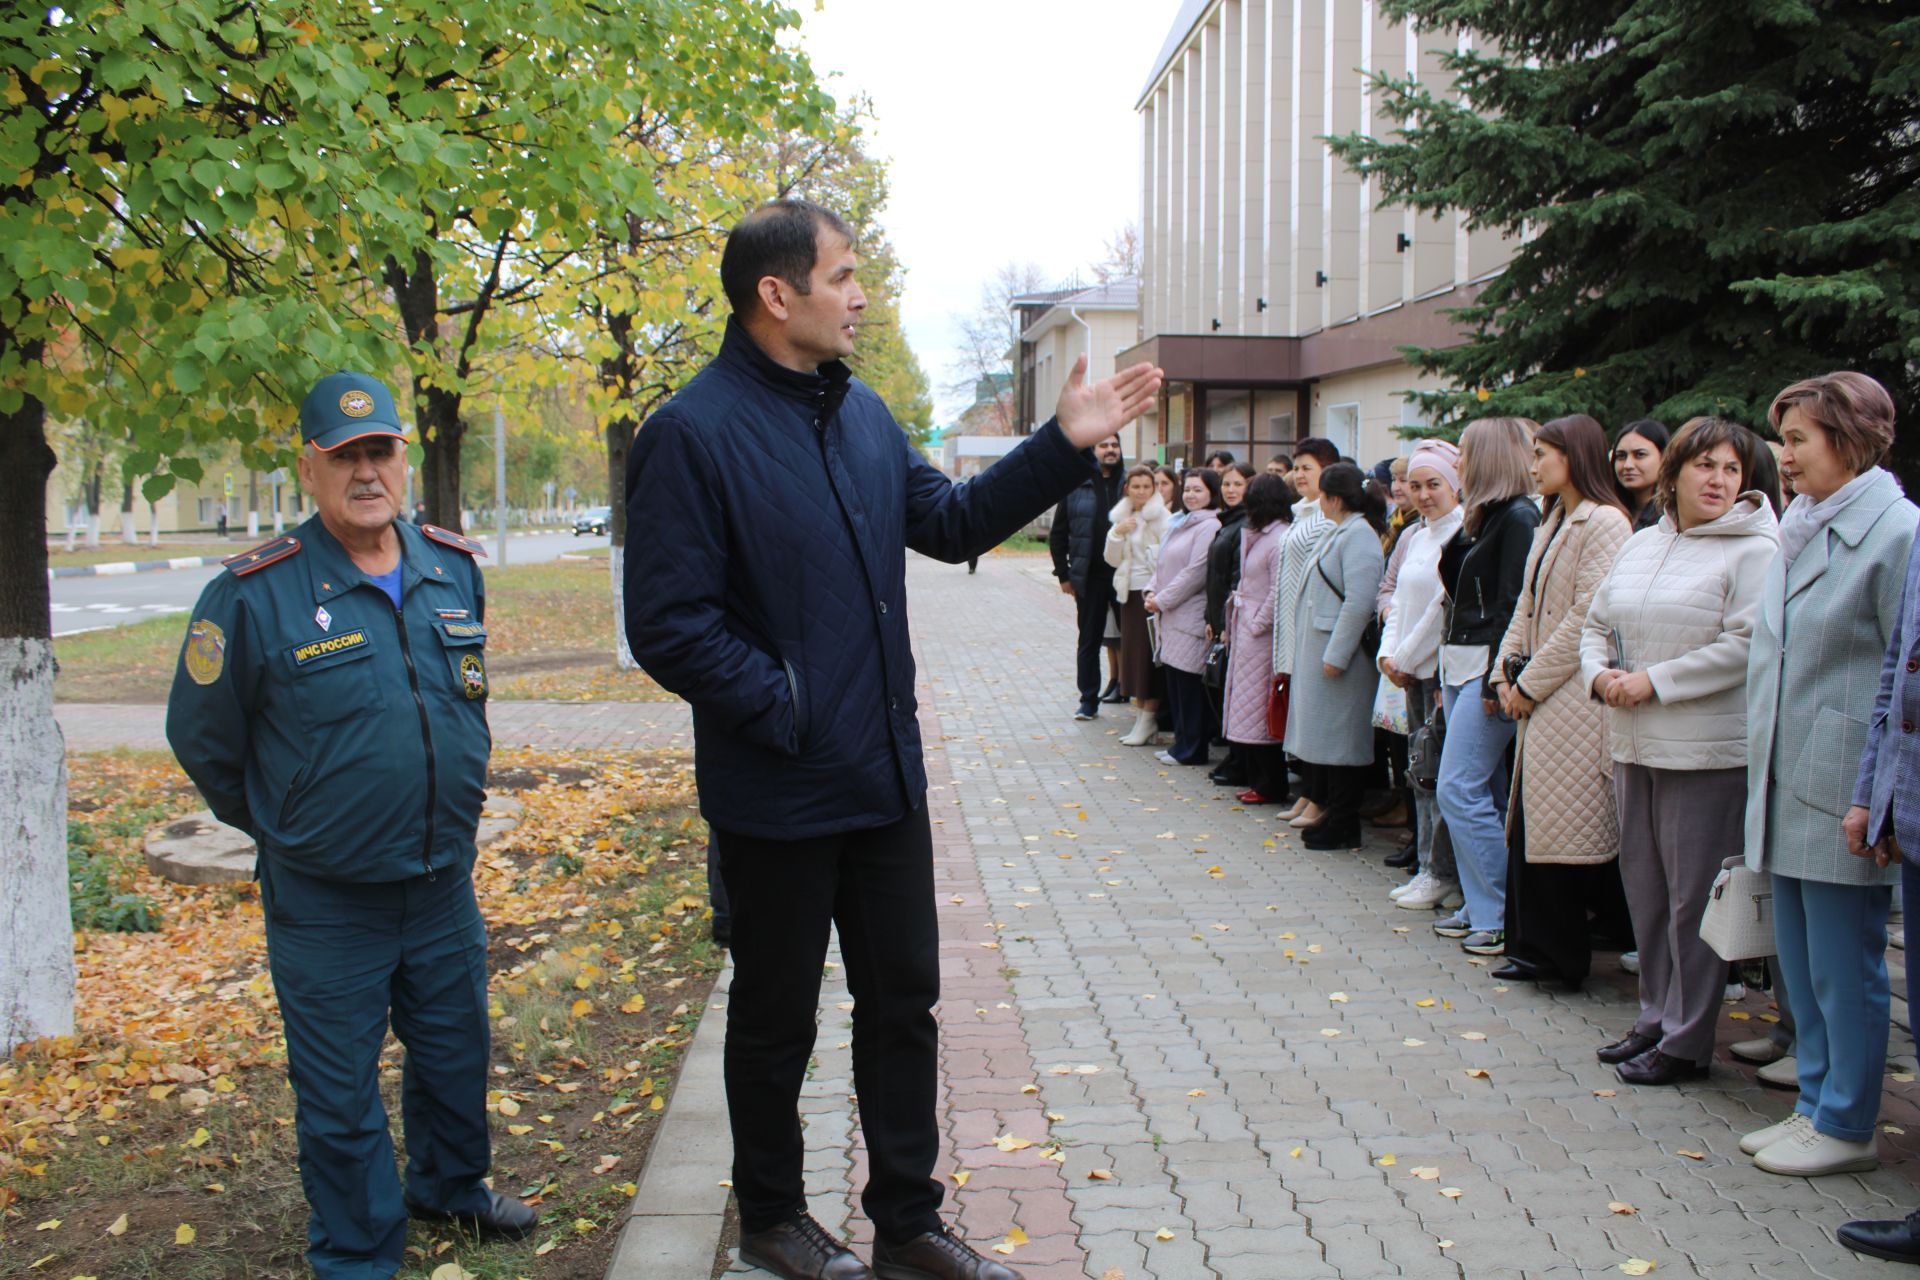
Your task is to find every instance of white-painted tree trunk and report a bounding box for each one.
[120,498,138,544]
[0,638,75,1053]
[610,544,637,669]
[149,502,160,547]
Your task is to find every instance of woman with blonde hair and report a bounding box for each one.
[1487,415,1632,989]
[1105,464,1171,746]
[1432,417,1539,956]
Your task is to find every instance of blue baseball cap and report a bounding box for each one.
[300,372,408,451]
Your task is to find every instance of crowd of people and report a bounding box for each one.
[1050,371,1920,1258]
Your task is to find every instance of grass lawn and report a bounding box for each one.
[46,541,236,569]
[3,748,721,1280]
[54,558,674,704]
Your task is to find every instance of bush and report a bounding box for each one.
[68,820,162,933]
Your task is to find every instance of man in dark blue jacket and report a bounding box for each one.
[1048,434,1125,719]
[623,200,1160,1280]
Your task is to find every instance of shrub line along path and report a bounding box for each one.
[61,552,1920,1278]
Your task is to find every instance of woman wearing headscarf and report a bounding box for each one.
[1741,373,1916,1175]
[1581,417,1780,1087]
[1223,474,1295,803]
[1284,462,1388,849]
[1487,415,1632,990]
[1272,438,1342,828]
[1378,439,1465,912]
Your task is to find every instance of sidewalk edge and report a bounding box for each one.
[605,959,734,1279]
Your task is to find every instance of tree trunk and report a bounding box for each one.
[84,459,101,547]
[606,409,636,669]
[119,473,137,545]
[386,247,469,531]
[0,384,76,1053]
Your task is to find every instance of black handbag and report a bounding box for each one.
[1202,640,1229,689]
[1407,697,1445,791]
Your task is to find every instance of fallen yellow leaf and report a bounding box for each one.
[1464,1069,1491,1079]
[1459,1031,1487,1041]
[185,1128,210,1149]
[1088,1169,1113,1180]
[34,1219,59,1231]
[994,1134,1034,1152]
[1154,1228,1176,1241]
[1376,1153,1396,1166]
[106,1213,129,1236]
[951,1170,971,1187]
[1620,1261,1656,1276]
[1415,998,1436,1008]
[507,1124,533,1136]
[175,1223,197,1245]
[1328,992,1349,1003]
[1676,1150,1705,1160]
[1593,1089,1617,1097]
[1409,1167,1440,1180]
[1320,1028,1342,1037]
[429,1266,478,1280]
[1289,1146,1303,1158]
[1609,1201,1637,1215]
[497,1098,521,1117]
[1403,1037,1426,1047]
[1438,1187,1462,1199]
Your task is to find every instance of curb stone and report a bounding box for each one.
[605,962,736,1279]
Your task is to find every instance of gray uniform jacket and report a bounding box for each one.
[1283,515,1385,767]
[1851,482,1920,869]
[1747,467,1916,882]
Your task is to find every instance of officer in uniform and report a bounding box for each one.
[167,372,534,1279]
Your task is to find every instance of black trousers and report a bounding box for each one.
[1164,666,1211,763]
[1503,800,1628,983]
[1300,761,1366,826]
[1072,570,1119,699]
[715,809,944,1239]
[1243,743,1291,800]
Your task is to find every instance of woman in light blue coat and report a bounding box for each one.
[1740,372,1917,1178]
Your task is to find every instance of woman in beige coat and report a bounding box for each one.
[1487,415,1631,990]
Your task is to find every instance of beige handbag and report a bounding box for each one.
[1699,856,1775,961]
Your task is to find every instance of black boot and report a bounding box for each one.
[1383,840,1417,869]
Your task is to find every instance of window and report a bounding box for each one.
[1324,403,1360,459]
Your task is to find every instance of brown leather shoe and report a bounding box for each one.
[740,1212,873,1280]
[873,1225,1023,1280]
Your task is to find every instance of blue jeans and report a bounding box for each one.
[1773,873,1892,1143]
[1437,681,1514,931]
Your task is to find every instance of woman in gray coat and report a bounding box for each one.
[1740,372,1917,1178]
[1285,463,1388,851]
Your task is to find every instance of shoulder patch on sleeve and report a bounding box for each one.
[222,535,301,577]
[421,523,487,557]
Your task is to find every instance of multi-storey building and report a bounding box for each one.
[1124,0,1515,466]
[1011,280,1146,462]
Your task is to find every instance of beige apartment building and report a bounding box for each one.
[1011,280,1148,462]
[1125,0,1514,466]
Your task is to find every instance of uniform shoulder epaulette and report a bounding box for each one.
[222,534,301,576]
[421,523,488,557]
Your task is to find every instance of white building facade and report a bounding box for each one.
[1127,0,1514,466]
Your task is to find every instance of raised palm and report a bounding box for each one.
[1055,355,1164,448]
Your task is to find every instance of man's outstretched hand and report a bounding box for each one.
[1056,355,1164,449]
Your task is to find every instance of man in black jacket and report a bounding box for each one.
[623,199,1160,1280]
[1048,435,1124,719]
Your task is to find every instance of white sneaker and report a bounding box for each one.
[1730,1037,1788,1065]
[1154,750,1176,765]
[1390,871,1432,901]
[1619,950,1640,975]
[1398,877,1459,911]
[1740,1110,1812,1155]
[1724,981,1747,1003]
[1438,884,1465,911]
[1757,1055,1800,1089]
[1754,1125,1878,1176]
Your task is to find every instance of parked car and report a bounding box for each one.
[573,506,611,536]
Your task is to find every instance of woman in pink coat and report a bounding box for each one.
[1225,474,1295,802]
[1145,468,1223,765]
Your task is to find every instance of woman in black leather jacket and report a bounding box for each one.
[1431,418,1540,958]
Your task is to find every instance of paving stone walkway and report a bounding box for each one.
[721,551,1920,1280]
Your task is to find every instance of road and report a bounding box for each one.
[50,530,609,636]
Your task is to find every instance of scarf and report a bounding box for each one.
[1776,468,1882,566]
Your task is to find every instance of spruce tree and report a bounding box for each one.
[1329,1,1920,480]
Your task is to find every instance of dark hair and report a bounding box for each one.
[1179,466,1223,510]
[1317,461,1387,533]
[1293,437,1341,469]
[720,199,857,317]
[1735,427,1785,515]
[1268,453,1292,471]
[1123,463,1158,497]
[1227,461,1258,481]
[1656,416,1750,518]
[1242,473,1295,529]
[1154,463,1180,492]
[1613,417,1670,453]
[1535,415,1629,520]
[1205,449,1236,466]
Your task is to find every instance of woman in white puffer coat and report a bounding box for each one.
[1579,417,1780,1089]
[1105,464,1172,745]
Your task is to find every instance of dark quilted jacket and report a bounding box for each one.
[1204,503,1249,635]
[623,320,1096,839]
[1048,460,1125,588]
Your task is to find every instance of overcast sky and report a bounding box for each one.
[797,0,1182,421]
